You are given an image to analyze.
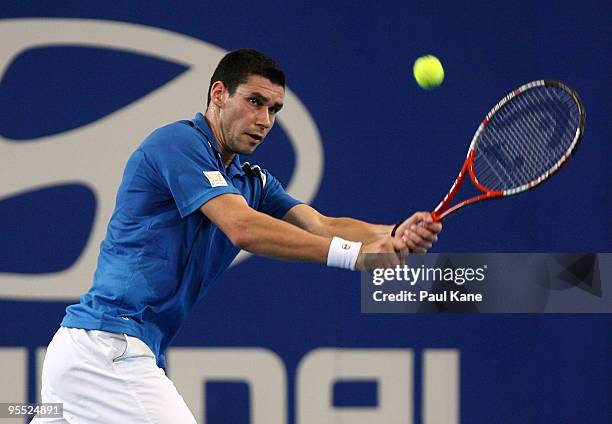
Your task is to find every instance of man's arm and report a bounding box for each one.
[282,204,390,243]
[200,194,409,271]
[282,204,442,253]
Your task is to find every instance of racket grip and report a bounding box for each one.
[431,211,441,222]
[392,213,439,237]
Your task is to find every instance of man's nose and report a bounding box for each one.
[256,108,271,128]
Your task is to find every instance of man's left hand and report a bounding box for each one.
[393,212,442,253]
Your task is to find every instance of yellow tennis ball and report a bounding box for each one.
[413,55,445,89]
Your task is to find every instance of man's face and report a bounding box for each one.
[218,74,285,156]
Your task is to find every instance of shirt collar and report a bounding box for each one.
[192,112,244,176]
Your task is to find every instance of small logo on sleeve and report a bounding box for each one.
[203,171,228,187]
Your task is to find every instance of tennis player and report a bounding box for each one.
[33,49,442,423]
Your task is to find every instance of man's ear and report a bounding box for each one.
[210,81,227,108]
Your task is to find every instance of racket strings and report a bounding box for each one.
[476,150,511,187]
[503,102,550,181]
[474,86,580,191]
[490,93,561,184]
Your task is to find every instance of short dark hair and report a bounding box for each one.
[206,48,285,106]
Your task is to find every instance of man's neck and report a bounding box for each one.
[204,112,235,168]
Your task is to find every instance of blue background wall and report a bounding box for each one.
[1,1,611,422]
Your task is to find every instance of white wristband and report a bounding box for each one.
[326,237,362,271]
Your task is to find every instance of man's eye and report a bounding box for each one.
[248,98,260,106]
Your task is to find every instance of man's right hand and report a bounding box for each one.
[355,236,409,272]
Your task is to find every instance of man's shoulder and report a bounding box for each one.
[140,118,210,154]
[146,119,198,143]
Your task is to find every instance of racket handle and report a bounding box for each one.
[392,213,440,237]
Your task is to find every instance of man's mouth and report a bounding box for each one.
[245,132,263,142]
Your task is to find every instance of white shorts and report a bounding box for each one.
[32,327,197,424]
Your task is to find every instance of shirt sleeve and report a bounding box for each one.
[143,123,241,217]
[258,170,303,219]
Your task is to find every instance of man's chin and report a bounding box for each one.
[237,144,259,156]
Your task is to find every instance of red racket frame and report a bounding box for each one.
[431,80,585,222]
[431,149,503,221]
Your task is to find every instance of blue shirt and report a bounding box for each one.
[62,113,301,367]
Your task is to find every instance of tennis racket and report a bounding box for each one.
[430,79,585,221]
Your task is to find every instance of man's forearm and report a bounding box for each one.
[282,204,440,253]
[233,209,333,263]
[318,216,392,244]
